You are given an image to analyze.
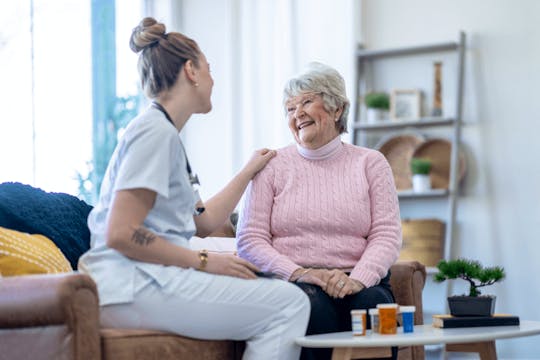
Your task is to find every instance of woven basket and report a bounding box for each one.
[400,219,445,266]
[376,132,425,190]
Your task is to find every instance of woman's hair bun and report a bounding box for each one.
[130,17,166,53]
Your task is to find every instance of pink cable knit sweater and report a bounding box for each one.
[237,137,402,287]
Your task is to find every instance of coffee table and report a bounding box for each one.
[295,320,540,360]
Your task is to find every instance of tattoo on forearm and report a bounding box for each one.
[131,227,156,246]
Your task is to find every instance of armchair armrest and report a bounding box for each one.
[390,260,426,360]
[390,260,426,325]
[0,273,101,359]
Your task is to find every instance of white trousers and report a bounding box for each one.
[100,268,310,360]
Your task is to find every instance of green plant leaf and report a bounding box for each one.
[433,258,505,297]
[410,157,432,175]
[364,92,390,110]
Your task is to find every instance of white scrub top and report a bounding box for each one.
[78,106,200,306]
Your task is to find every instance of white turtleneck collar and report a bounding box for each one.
[296,136,343,160]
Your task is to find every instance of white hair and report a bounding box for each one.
[283,62,350,134]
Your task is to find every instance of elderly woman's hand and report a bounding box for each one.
[292,268,330,288]
[242,148,277,178]
[325,269,365,298]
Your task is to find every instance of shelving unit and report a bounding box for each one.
[352,32,466,276]
[353,33,466,360]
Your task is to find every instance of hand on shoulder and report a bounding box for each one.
[243,148,277,178]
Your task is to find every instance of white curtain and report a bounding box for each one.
[164,0,357,199]
[0,1,93,194]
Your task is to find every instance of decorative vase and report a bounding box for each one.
[448,296,496,317]
[432,61,443,116]
[366,108,387,123]
[412,174,431,192]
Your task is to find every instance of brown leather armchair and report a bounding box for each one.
[0,260,425,360]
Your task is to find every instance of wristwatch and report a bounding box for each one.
[198,249,208,271]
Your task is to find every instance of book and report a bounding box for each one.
[432,314,520,328]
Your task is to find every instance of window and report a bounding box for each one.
[0,0,143,203]
[0,1,92,195]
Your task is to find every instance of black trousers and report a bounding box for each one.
[295,272,397,360]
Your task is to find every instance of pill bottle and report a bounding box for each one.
[368,308,379,333]
[400,305,416,333]
[377,303,398,335]
[350,309,367,336]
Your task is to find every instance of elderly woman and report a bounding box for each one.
[237,63,401,360]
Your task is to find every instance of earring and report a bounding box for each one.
[194,82,199,87]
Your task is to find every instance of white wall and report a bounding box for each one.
[361,0,540,358]
[175,0,356,201]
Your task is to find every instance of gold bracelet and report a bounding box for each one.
[198,249,208,271]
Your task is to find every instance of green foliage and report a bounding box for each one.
[76,94,141,204]
[410,157,432,175]
[364,92,390,110]
[434,259,505,297]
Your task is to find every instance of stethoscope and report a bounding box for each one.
[151,101,205,215]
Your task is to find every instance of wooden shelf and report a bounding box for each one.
[353,117,456,131]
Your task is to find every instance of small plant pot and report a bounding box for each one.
[366,108,387,123]
[448,296,496,317]
[412,174,431,192]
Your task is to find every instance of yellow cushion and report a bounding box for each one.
[0,226,72,276]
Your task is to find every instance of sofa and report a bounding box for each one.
[0,183,427,360]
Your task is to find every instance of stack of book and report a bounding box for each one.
[432,314,520,329]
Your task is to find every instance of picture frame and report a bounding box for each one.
[390,89,421,121]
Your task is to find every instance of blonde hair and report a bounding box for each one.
[130,17,201,98]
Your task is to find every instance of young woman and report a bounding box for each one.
[78,17,310,360]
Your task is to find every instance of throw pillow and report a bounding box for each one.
[0,226,72,276]
[0,182,93,268]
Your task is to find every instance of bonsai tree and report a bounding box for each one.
[410,157,432,175]
[364,92,390,110]
[434,259,505,297]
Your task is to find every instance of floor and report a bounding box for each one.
[426,347,482,359]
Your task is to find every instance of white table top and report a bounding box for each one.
[296,321,540,348]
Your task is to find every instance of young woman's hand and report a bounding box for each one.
[242,148,276,178]
[204,253,260,279]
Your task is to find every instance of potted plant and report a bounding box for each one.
[410,157,432,192]
[364,92,389,123]
[434,259,506,317]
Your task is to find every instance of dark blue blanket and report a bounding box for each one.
[0,182,93,269]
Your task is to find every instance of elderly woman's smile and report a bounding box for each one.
[297,120,315,130]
